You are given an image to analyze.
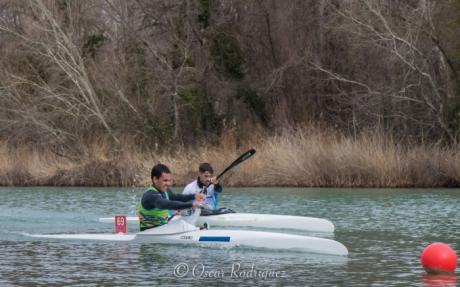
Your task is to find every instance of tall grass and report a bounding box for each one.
[1,127,460,187]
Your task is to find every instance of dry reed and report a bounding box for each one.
[1,127,460,187]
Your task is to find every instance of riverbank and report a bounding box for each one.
[2,128,460,187]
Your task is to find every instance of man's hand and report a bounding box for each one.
[192,201,205,209]
[195,193,205,202]
[210,176,219,185]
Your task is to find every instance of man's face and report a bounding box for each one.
[199,171,213,186]
[153,173,172,192]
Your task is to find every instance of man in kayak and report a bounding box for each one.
[137,163,205,231]
[182,163,235,216]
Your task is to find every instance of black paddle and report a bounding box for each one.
[197,148,256,215]
[198,148,256,194]
[215,148,256,180]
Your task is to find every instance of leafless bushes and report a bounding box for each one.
[1,0,459,151]
[309,0,460,142]
[0,1,460,187]
[0,1,117,160]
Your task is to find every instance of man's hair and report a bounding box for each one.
[199,162,214,174]
[151,163,171,179]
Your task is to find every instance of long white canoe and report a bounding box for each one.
[98,213,335,233]
[24,230,348,256]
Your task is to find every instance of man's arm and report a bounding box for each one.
[168,189,196,201]
[210,177,222,193]
[214,183,223,193]
[142,192,193,210]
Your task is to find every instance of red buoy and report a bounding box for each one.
[421,243,458,275]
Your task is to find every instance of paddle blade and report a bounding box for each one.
[216,149,256,179]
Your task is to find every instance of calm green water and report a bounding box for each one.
[0,187,459,286]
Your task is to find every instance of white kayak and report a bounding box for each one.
[98,213,335,233]
[26,210,347,256]
[25,231,347,256]
[26,211,347,256]
[25,219,347,256]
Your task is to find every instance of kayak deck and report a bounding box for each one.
[99,213,335,233]
[196,213,335,232]
[25,233,136,241]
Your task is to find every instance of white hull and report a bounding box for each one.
[99,213,335,232]
[24,229,348,256]
[27,233,137,241]
[196,214,334,232]
[139,229,347,255]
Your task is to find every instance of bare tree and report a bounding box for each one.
[309,0,459,142]
[0,0,119,148]
[1,0,459,153]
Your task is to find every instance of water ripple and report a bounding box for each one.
[0,187,459,286]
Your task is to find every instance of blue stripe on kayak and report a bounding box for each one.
[199,236,230,242]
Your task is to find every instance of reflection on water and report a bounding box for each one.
[422,274,458,287]
[130,186,138,216]
[0,187,459,286]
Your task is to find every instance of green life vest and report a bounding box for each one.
[137,186,173,231]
